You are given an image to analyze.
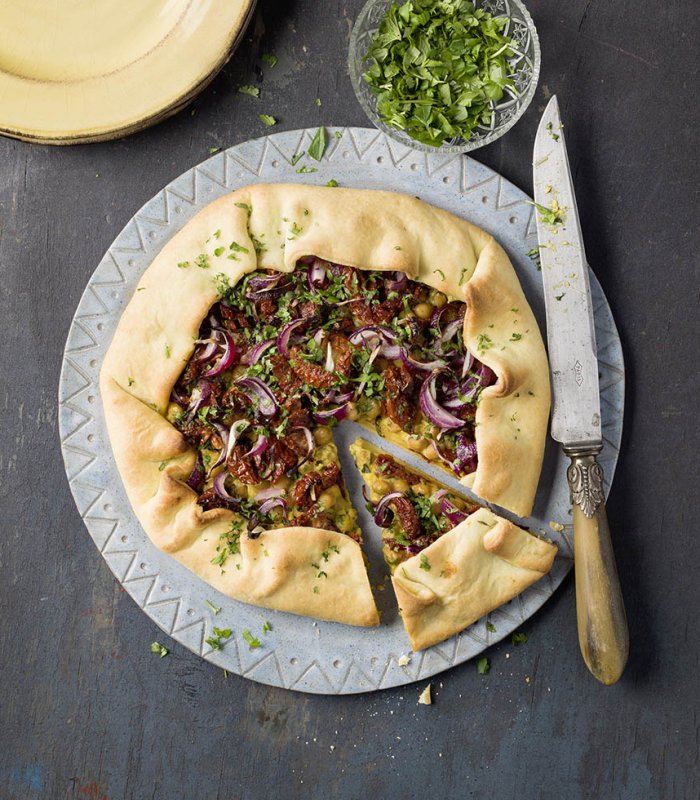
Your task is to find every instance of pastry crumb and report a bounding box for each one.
[418,684,432,705]
[398,653,412,667]
[549,520,565,531]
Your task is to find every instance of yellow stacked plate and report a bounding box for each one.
[0,0,256,144]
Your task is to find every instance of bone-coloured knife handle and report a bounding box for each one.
[565,446,629,685]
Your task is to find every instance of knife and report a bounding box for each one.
[532,95,629,685]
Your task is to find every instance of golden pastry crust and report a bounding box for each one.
[100,184,550,626]
[392,507,557,651]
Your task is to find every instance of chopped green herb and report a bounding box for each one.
[555,293,566,301]
[261,53,278,68]
[312,586,320,594]
[158,461,167,472]
[419,554,431,571]
[195,253,210,269]
[509,333,522,341]
[512,631,528,645]
[527,200,563,226]
[259,114,277,127]
[288,221,303,239]
[334,131,342,139]
[235,202,252,216]
[242,629,261,649]
[137,287,146,292]
[362,0,515,147]
[458,268,468,286]
[164,344,171,358]
[214,246,225,257]
[476,333,493,353]
[545,121,560,141]
[486,621,496,633]
[326,179,339,187]
[291,151,305,166]
[128,377,135,387]
[150,641,169,658]
[477,657,490,675]
[262,621,272,634]
[308,126,329,161]
[208,147,221,155]
[238,84,260,98]
[433,268,446,281]
[297,165,318,174]
[315,97,322,107]
[177,261,190,269]
[205,600,221,615]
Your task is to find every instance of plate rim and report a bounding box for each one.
[58,127,625,693]
[0,0,257,145]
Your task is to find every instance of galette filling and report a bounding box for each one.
[168,259,496,560]
[360,453,480,570]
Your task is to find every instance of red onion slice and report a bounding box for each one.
[236,377,279,418]
[386,271,407,291]
[401,349,448,373]
[259,497,288,518]
[213,472,242,505]
[194,335,219,363]
[419,370,466,430]
[242,339,275,365]
[186,451,205,492]
[312,402,350,424]
[440,498,468,525]
[244,429,269,458]
[185,379,212,420]
[289,425,315,468]
[201,330,237,378]
[255,486,285,502]
[373,491,406,527]
[277,318,307,356]
[224,419,251,463]
[307,258,329,292]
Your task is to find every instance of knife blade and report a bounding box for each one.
[533,95,628,685]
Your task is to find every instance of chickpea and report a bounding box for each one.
[413,302,434,320]
[166,402,182,423]
[314,426,332,445]
[318,486,340,511]
[430,290,447,308]
[373,478,390,495]
[423,444,438,461]
[346,402,359,422]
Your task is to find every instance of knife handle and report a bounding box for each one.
[565,446,629,685]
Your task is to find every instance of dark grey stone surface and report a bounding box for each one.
[1,1,698,798]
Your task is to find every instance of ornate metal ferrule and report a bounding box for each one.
[564,444,605,518]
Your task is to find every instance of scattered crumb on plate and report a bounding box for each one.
[418,684,432,705]
[398,653,411,667]
[549,520,565,531]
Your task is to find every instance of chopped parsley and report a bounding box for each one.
[315,97,322,107]
[205,600,221,615]
[177,261,189,269]
[512,631,528,645]
[527,200,563,226]
[326,179,339,187]
[238,85,260,98]
[127,377,135,387]
[545,121,560,141]
[555,293,566,301]
[291,152,305,166]
[150,641,169,658]
[476,333,493,353]
[308,126,329,161]
[261,53,278,68]
[477,657,490,675]
[164,344,171,358]
[259,114,277,127]
[158,461,167,471]
[419,554,431,571]
[214,246,225,257]
[235,202,252,216]
[486,621,496,633]
[206,627,232,650]
[509,333,522,341]
[242,629,261,649]
[195,253,210,269]
[208,147,221,155]
[262,621,272,634]
[297,165,318,174]
[362,0,515,147]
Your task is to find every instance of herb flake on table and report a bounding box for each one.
[261,53,278,68]
[238,85,260,98]
[477,656,490,675]
[362,0,515,147]
[205,600,221,615]
[242,629,261,649]
[512,631,528,645]
[527,200,564,226]
[259,114,277,127]
[150,641,169,658]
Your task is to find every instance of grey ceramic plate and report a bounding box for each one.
[58,127,624,694]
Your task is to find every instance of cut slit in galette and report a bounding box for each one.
[100,184,551,638]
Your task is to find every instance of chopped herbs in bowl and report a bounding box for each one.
[349,0,540,153]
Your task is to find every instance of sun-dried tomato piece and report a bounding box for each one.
[327,333,355,377]
[289,347,335,389]
[389,496,421,539]
[382,364,417,431]
[374,454,420,485]
[227,444,260,484]
[293,463,341,509]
